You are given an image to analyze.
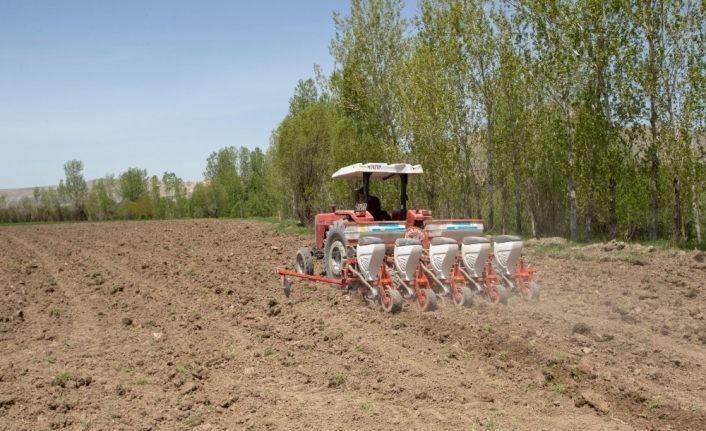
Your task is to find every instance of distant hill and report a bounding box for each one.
[0,179,198,203]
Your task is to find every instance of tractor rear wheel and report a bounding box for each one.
[453,286,474,308]
[324,223,348,288]
[295,247,314,275]
[417,288,437,312]
[381,288,403,314]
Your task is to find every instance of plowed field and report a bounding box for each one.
[1,220,705,430]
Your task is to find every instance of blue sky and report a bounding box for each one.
[0,0,350,188]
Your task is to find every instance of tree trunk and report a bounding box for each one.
[693,188,702,243]
[647,27,659,241]
[565,113,578,241]
[672,175,683,243]
[692,167,702,243]
[648,137,659,240]
[515,199,523,235]
[500,185,508,234]
[569,179,578,241]
[608,176,618,240]
[480,56,494,232]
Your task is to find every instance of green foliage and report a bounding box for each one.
[161,172,190,218]
[328,372,347,388]
[271,80,337,224]
[51,371,76,387]
[189,146,275,219]
[119,168,148,202]
[49,308,63,318]
[116,168,154,219]
[86,176,117,221]
[59,159,88,220]
[548,382,568,394]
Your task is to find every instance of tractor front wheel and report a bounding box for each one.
[295,247,314,275]
[324,223,348,288]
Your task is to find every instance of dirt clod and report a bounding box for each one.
[572,322,591,335]
[115,384,128,396]
[578,390,610,414]
[180,382,201,396]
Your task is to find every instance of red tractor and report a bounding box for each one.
[277,163,538,313]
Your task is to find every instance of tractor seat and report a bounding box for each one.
[358,236,384,246]
[462,236,490,245]
[430,237,457,246]
[494,235,521,244]
[395,238,422,247]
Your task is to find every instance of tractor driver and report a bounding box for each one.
[367,195,391,221]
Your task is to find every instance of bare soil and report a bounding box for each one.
[1,219,704,430]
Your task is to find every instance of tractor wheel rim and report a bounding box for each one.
[330,240,345,277]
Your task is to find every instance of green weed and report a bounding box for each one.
[328,372,346,388]
[549,382,568,394]
[51,371,76,387]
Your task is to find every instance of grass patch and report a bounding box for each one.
[498,351,509,361]
[530,237,705,262]
[645,396,664,409]
[250,217,313,236]
[328,372,346,388]
[225,348,237,360]
[135,378,148,385]
[555,351,572,363]
[531,242,648,265]
[358,399,370,411]
[530,243,591,260]
[603,251,647,265]
[48,308,63,318]
[548,382,568,394]
[263,347,276,357]
[51,371,76,387]
[184,413,203,427]
[175,365,191,375]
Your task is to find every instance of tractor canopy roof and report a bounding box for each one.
[331,163,424,180]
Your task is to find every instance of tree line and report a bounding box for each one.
[269,0,706,244]
[0,146,274,223]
